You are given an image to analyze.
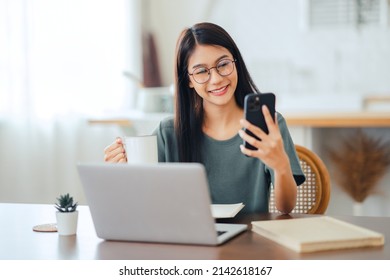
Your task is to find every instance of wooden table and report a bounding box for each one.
[0,203,388,260]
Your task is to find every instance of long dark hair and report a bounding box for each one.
[174,22,259,162]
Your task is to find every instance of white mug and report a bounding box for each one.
[123,135,158,164]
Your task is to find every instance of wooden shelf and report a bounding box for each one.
[88,111,390,129]
[88,119,132,126]
[284,112,390,127]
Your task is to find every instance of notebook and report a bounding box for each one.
[211,203,245,218]
[77,162,247,245]
[252,216,385,253]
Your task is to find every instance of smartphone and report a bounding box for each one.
[243,92,276,150]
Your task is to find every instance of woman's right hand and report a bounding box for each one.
[104,137,127,163]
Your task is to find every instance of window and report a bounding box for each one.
[302,0,389,29]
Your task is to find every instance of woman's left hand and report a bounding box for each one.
[238,105,290,171]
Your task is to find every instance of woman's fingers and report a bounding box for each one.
[104,138,126,162]
[262,105,277,134]
[109,149,127,162]
[238,129,261,150]
[239,108,284,166]
[240,119,267,140]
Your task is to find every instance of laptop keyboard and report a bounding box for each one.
[217,230,227,236]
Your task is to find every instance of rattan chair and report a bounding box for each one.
[269,144,331,214]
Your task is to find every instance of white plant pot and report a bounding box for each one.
[353,202,364,216]
[136,87,171,113]
[56,211,78,236]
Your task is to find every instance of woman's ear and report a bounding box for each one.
[189,80,194,88]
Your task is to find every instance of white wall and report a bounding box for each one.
[145,0,390,216]
[147,0,390,97]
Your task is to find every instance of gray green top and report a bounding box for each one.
[153,113,305,214]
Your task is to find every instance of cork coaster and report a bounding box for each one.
[32,223,58,232]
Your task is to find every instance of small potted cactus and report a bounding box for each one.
[55,193,78,236]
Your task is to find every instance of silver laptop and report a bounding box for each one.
[77,162,247,245]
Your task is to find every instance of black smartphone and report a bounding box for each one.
[243,92,276,150]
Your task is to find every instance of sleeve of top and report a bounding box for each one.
[152,120,167,162]
[265,112,306,186]
[152,116,178,163]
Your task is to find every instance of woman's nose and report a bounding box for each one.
[208,68,224,84]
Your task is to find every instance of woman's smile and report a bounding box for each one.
[208,85,229,96]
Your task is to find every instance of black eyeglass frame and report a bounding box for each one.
[188,59,237,84]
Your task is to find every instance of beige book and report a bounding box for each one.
[251,216,385,253]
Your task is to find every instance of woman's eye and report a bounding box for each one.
[194,68,208,75]
[217,61,229,68]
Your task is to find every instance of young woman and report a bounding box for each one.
[104,22,305,214]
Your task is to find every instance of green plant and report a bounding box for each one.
[55,193,78,212]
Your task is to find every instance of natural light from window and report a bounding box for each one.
[0,0,132,120]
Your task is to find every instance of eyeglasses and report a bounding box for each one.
[188,59,236,84]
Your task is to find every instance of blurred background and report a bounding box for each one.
[1,0,389,216]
